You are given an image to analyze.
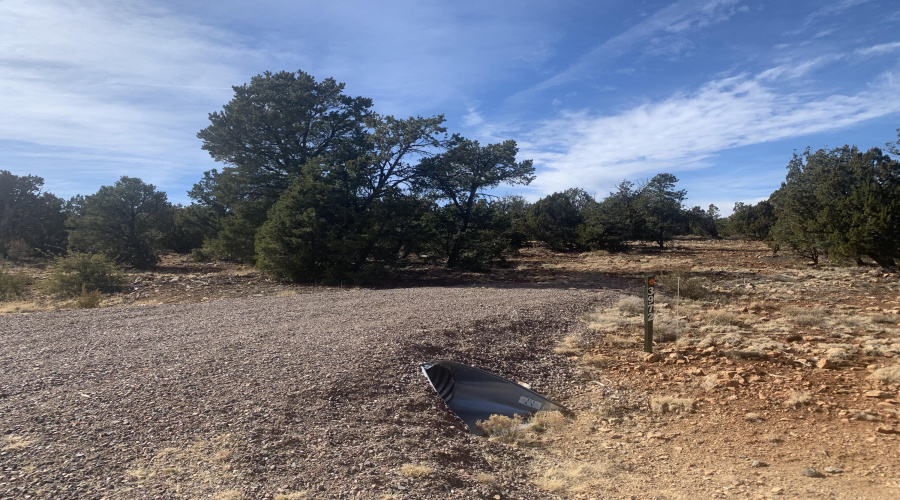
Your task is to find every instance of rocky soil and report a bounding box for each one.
[0,284,600,499]
[2,239,899,499]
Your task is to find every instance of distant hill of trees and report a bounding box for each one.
[3,69,898,283]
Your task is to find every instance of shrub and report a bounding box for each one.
[656,272,708,300]
[43,253,125,297]
[75,284,101,309]
[0,267,28,301]
[616,296,644,316]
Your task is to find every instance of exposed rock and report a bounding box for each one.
[801,467,825,478]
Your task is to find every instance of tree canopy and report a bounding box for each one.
[68,177,173,268]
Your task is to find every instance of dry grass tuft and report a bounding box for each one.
[650,396,695,414]
[580,353,614,368]
[274,493,308,500]
[704,310,743,327]
[211,491,243,500]
[616,296,644,316]
[783,391,811,408]
[555,335,583,356]
[534,460,615,494]
[654,318,683,342]
[869,365,900,384]
[474,473,498,485]
[477,414,527,444]
[871,314,898,325]
[529,411,570,434]
[791,314,825,328]
[399,464,433,479]
[2,435,34,451]
[604,334,637,349]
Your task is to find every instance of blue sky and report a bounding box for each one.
[2,0,899,213]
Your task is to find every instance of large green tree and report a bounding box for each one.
[634,173,687,248]
[68,177,173,268]
[525,188,594,251]
[193,70,375,260]
[414,135,534,267]
[0,170,67,258]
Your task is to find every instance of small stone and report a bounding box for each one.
[865,390,892,399]
[816,358,836,369]
[875,426,900,434]
[749,460,768,468]
[802,467,825,478]
[824,466,844,474]
[771,487,785,495]
[644,353,661,363]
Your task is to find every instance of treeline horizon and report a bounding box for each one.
[2,70,899,283]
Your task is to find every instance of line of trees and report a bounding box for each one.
[726,139,900,267]
[3,69,897,281]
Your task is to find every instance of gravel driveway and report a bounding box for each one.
[1,285,602,499]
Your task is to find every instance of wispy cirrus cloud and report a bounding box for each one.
[856,41,900,57]
[0,0,256,198]
[516,0,747,97]
[518,67,900,197]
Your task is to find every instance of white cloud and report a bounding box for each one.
[856,41,900,57]
[518,0,746,96]
[519,69,900,196]
[0,0,256,197]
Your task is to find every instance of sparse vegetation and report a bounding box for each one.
[657,272,709,300]
[399,464,433,479]
[650,396,694,414]
[0,267,28,301]
[869,365,900,384]
[616,295,644,316]
[784,391,811,408]
[75,284,101,309]
[43,253,124,297]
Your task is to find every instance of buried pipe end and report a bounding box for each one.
[419,360,569,435]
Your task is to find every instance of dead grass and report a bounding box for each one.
[555,335,583,356]
[616,296,644,316]
[474,473,497,485]
[649,396,695,414]
[211,492,243,500]
[704,310,743,327]
[580,353,614,368]
[784,391,811,408]
[123,434,242,496]
[2,435,34,451]
[871,314,898,325]
[653,318,683,342]
[869,365,900,384]
[604,334,638,348]
[399,464,433,479]
[274,493,310,500]
[534,460,616,495]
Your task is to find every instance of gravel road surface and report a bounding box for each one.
[1,285,603,499]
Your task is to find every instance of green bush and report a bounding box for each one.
[43,253,125,297]
[0,267,28,301]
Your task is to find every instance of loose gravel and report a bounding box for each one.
[0,285,602,499]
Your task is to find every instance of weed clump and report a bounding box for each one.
[75,284,101,309]
[657,272,709,300]
[616,296,644,316]
[869,365,900,384]
[0,267,28,301]
[650,396,695,414]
